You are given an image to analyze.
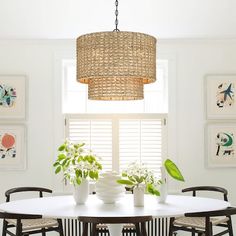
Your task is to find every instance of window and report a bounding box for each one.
[62,59,168,177]
[65,114,167,177]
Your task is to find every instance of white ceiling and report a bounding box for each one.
[0,0,236,39]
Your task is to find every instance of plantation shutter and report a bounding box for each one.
[119,118,165,177]
[65,117,113,171]
[65,114,167,176]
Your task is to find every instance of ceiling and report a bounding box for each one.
[0,0,236,39]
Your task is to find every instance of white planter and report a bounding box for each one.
[73,179,89,204]
[157,182,167,203]
[133,185,145,207]
[157,167,168,203]
[96,171,125,204]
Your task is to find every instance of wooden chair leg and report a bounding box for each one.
[41,229,46,236]
[191,230,195,236]
[2,220,8,236]
[57,219,64,236]
[227,218,234,236]
[169,217,175,236]
[16,219,23,236]
[205,217,212,236]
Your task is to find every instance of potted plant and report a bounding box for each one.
[53,140,102,204]
[117,159,184,206]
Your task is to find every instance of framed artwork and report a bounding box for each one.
[206,74,236,119]
[0,75,26,119]
[206,123,236,167]
[0,124,26,170]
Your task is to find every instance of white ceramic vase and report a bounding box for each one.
[133,184,145,207]
[158,182,167,203]
[96,171,125,204]
[157,167,168,203]
[73,178,89,204]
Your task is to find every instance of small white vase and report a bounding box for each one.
[158,182,167,203]
[157,167,168,203]
[133,184,145,207]
[73,179,89,204]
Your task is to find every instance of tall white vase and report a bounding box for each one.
[133,184,145,207]
[158,167,168,203]
[73,179,89,204]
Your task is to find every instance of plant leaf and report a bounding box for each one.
[89,171,95,179]
[55,166,62,174]
[57,154,66,161]
[147,183,160,196]
[53,162,59,167]
[117,179,134,185]
[58,145,65,151]
[164,159,185,182]
[76,178,81,185]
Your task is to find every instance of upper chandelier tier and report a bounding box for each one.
[76,1,157,100]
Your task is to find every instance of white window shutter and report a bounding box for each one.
[66,117,113,171]
[65,115,167,177]
[119,118,165,177]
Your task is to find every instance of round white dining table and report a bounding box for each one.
[0,194,230,236]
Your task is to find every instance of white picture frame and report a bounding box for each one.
[0,124,26,170]
[0,75,26,119]
[206,123,236,168]
[206,74,236,119]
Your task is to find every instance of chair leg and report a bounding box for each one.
[205,217,212,236]
[227,218,234,236]
[2,220,8,236]
[16,220,23,236]
[169,217,175,236]
[41,229,46,236]
[57,219,64,236]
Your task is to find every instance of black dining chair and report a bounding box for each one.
[78,215,152,236]
[178,207,236,236]
[0,212,43,236]
[2,187,64,236]
[169,186,233,236]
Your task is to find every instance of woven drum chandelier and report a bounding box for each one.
[76,0,156,100]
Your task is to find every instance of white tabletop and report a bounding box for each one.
[0,194,230,219]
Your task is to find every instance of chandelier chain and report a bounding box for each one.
[114,0,120,32]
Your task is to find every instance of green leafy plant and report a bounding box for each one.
[117,159,184,196]
[53,140,102,185]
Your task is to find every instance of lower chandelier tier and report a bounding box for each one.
[88,77,144,100]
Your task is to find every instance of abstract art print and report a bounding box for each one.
[206,123,236,167]
[206,75,236,119]
[0,75,26,119]
[0,124,26,170]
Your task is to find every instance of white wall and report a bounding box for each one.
[0,40,74,202]
[0,39,236,230]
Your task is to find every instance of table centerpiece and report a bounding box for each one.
[117,159,184,206]
[53,140,102,204]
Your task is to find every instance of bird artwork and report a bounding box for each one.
[216,83,234,108]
